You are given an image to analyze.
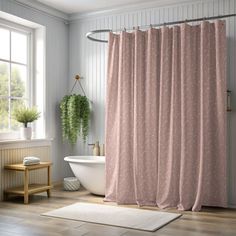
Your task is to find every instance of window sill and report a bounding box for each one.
[0,138,53,150]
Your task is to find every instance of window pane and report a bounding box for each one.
[0,62,9,97]
[11,98,26,131]
[11,64,27,98]
[11,31,27,64]
[0,28,10,60]
[0,99,9,132]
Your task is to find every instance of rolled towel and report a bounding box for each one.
[23,156,40,166]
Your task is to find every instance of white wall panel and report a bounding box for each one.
[69,0,236,206]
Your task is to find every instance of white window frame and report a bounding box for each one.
[0,19,34,140]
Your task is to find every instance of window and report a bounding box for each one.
[0,13,46,141]
[0,21,33,138]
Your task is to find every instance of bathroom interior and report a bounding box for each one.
[0,0,236,235]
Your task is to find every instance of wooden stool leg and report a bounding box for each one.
[24,169,29,204]
[47,165,51,198]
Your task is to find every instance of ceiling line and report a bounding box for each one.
[12,0,69,22]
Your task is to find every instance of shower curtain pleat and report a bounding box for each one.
[105,20,227,211]
[133,29,160,205]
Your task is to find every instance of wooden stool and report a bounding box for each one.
[4,162,52,204]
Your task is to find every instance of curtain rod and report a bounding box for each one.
[86,13,236,43]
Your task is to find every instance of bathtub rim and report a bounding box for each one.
[64,156,105,164]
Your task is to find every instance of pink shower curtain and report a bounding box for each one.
[105,20,227,211]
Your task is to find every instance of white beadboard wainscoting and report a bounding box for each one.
[0,141,51,201]
[69,0,236,206]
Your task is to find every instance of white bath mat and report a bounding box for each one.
[42,202,181,232]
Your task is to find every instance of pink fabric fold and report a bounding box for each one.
[105,21,227,211]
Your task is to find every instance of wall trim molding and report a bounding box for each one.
[9,0,205,23]
[0,139,53,150]
[69,0,202,22]
[10,0,69,22]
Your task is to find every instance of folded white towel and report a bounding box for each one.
[23,156,40,166]
[24,156,40,161]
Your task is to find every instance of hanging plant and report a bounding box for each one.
[78,95,90,142]
[67,94,80,144]
[60,94,90,144]
[60,95,70,141]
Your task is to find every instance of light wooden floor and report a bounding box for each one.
[0,186,236,236]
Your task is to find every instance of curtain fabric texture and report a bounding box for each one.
[105,20,227,211]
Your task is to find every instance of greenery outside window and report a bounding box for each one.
[0,21,33,139]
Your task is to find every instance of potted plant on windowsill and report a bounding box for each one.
[13,106,40,140]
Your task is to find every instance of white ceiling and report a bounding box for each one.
[36,0,161,14]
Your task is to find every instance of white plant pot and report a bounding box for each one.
[20,127,32,140]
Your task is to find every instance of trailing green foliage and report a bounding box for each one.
[60,94,90,144]
[13,106,40,128]
[79,95,90,142]
[60,95,70,141]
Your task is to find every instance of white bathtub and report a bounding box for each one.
[64,156,105,196]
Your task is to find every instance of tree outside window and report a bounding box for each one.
[0,27,30,133]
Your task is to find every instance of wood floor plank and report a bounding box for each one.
[0,186,235,236]
[59,228,87,236]
[74,222,127,236]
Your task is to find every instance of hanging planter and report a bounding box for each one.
[60,94,90,144]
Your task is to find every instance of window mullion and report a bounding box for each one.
[27,33,30,107]
[8,30,12,130]
[0,58,27,66]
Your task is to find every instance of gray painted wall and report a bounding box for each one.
[68,0,236,206]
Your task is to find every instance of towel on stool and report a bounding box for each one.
[23,156,40,166]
